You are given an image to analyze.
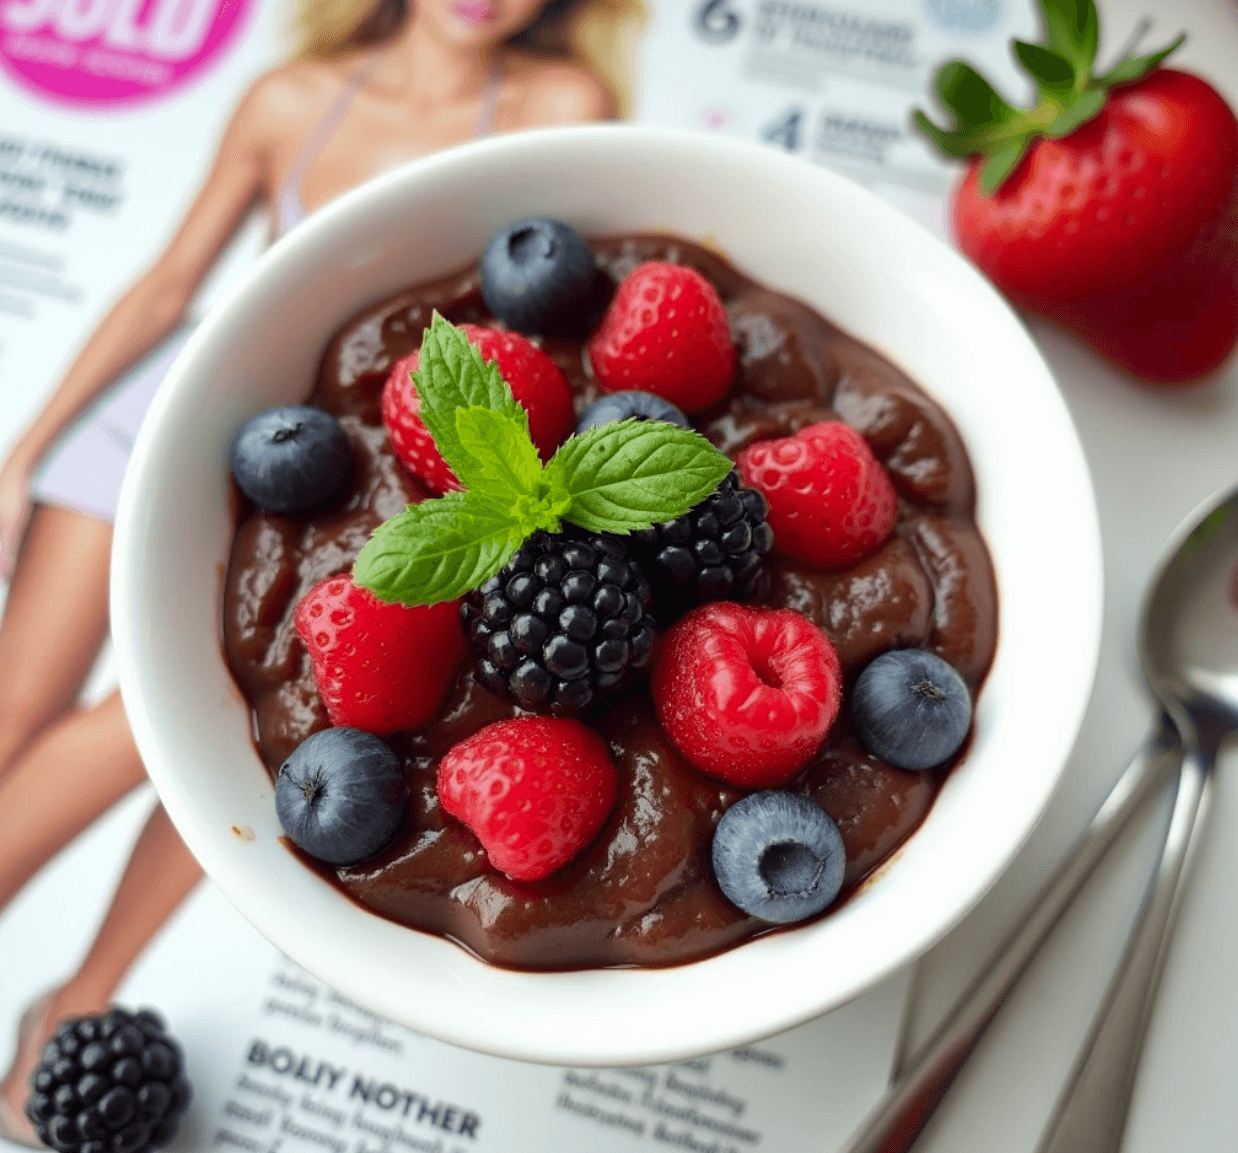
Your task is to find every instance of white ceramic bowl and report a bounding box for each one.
[112,125,1102,1067]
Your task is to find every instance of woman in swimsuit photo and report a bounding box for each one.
[0,0,645,1140]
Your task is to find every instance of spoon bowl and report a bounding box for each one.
[1141,490,1238,751]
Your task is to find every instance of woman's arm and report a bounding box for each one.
[0,80,275,572]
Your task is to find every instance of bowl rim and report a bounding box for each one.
[111,123,1103,1066]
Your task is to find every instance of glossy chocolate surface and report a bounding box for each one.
[222,235,998,970]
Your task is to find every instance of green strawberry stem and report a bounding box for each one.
[914,0,1184,195]
[353,315,734,607]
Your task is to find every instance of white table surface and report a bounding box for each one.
[890,2,1238,1150]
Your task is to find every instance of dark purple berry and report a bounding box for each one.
[712,792,845,923]
[480,217,596,334]
[629,470,774,625]
[575,391,690,435]
[463,530,656,710]
[851,650,973,770]
[229,405,353,514]
[275,727,407,866]
[25,1009,190,1153]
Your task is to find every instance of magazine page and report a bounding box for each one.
[1,3,1025,1150]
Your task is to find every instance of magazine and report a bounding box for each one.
[0,2,1033,1149]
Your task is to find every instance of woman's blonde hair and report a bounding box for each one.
[290,0,649,118]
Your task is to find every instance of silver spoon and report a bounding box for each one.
[1034,485,1238,1152]
[841,480,1238,1153]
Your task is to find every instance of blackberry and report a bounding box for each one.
[462,531,656,710]
[629,470,774,624]
[25,1007,191,1153]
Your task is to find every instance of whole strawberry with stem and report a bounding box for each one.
[916,0,1238,384]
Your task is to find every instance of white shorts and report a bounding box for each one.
[31,328,193,523]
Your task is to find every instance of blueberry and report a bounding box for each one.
[229,405,352,514]
[711,792,845,923]
[479,217,596,333]
[851,650,973,770]
[574,391,691,436]
[275,728,408,865]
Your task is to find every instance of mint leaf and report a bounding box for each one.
[353,491,520,606]
[547,419,733,533]
[360,320,739,606]
[413,314,528,479]
[454,406,542,497]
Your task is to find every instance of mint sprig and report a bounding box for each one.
[543,419,734,534]
[354,315,733,606]
[354,491,521,605]
[914,0,1183,195]
[414,315,529,487]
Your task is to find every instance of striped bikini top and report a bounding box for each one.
[274,55,504,237]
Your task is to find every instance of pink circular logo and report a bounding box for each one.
[0,0,252,106]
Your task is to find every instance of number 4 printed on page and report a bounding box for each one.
[762,107,804,152]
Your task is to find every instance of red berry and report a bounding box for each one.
[381,352,459,495]
[587,261,736,413]
[294,576,465,735]
[653,603,842,788]
[381,325,575,494]
[436,717,618,881]
[948,70,1238,384]
[736,421,896,568]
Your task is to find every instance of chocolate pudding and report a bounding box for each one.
[222,235,998,970]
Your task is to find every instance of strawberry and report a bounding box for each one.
[381,352,459,495]
[652,603,842,788]
[736,421,897,568]
[381,325,575,493]
[916,1,1238,384]
[436,717,618,881]
[587,261,736,412]
[294,575,465,735]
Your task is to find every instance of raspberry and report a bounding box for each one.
[461,530,656,710]
[381,325,575,494]
[294,576,466,735]
[629,470,774,624]
[587,261,736,413]
[25,1007,191,1153]
[736,421,897,568]
[652,603,842,788]
[437,717,618,881]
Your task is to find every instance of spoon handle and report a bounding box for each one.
[1034,740,1213,1153]
[837,720,1182,1153]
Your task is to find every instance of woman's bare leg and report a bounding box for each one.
[0,802,202,1143]
[0,505,111,777]
[53,803,202,1011]
[0,692,145,913]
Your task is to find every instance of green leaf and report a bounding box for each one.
[454,406,542,497]
[1095,33,1185,87]
[1013,41,1076,101]
[1045,87,1106,139]
[353,490,521,606]
[413,314,528,479]
[1039,0,1099,80]
[936,61,1015,129]
[546,419,734,534]
[978,137,1032,196]
[913,109,984,158]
